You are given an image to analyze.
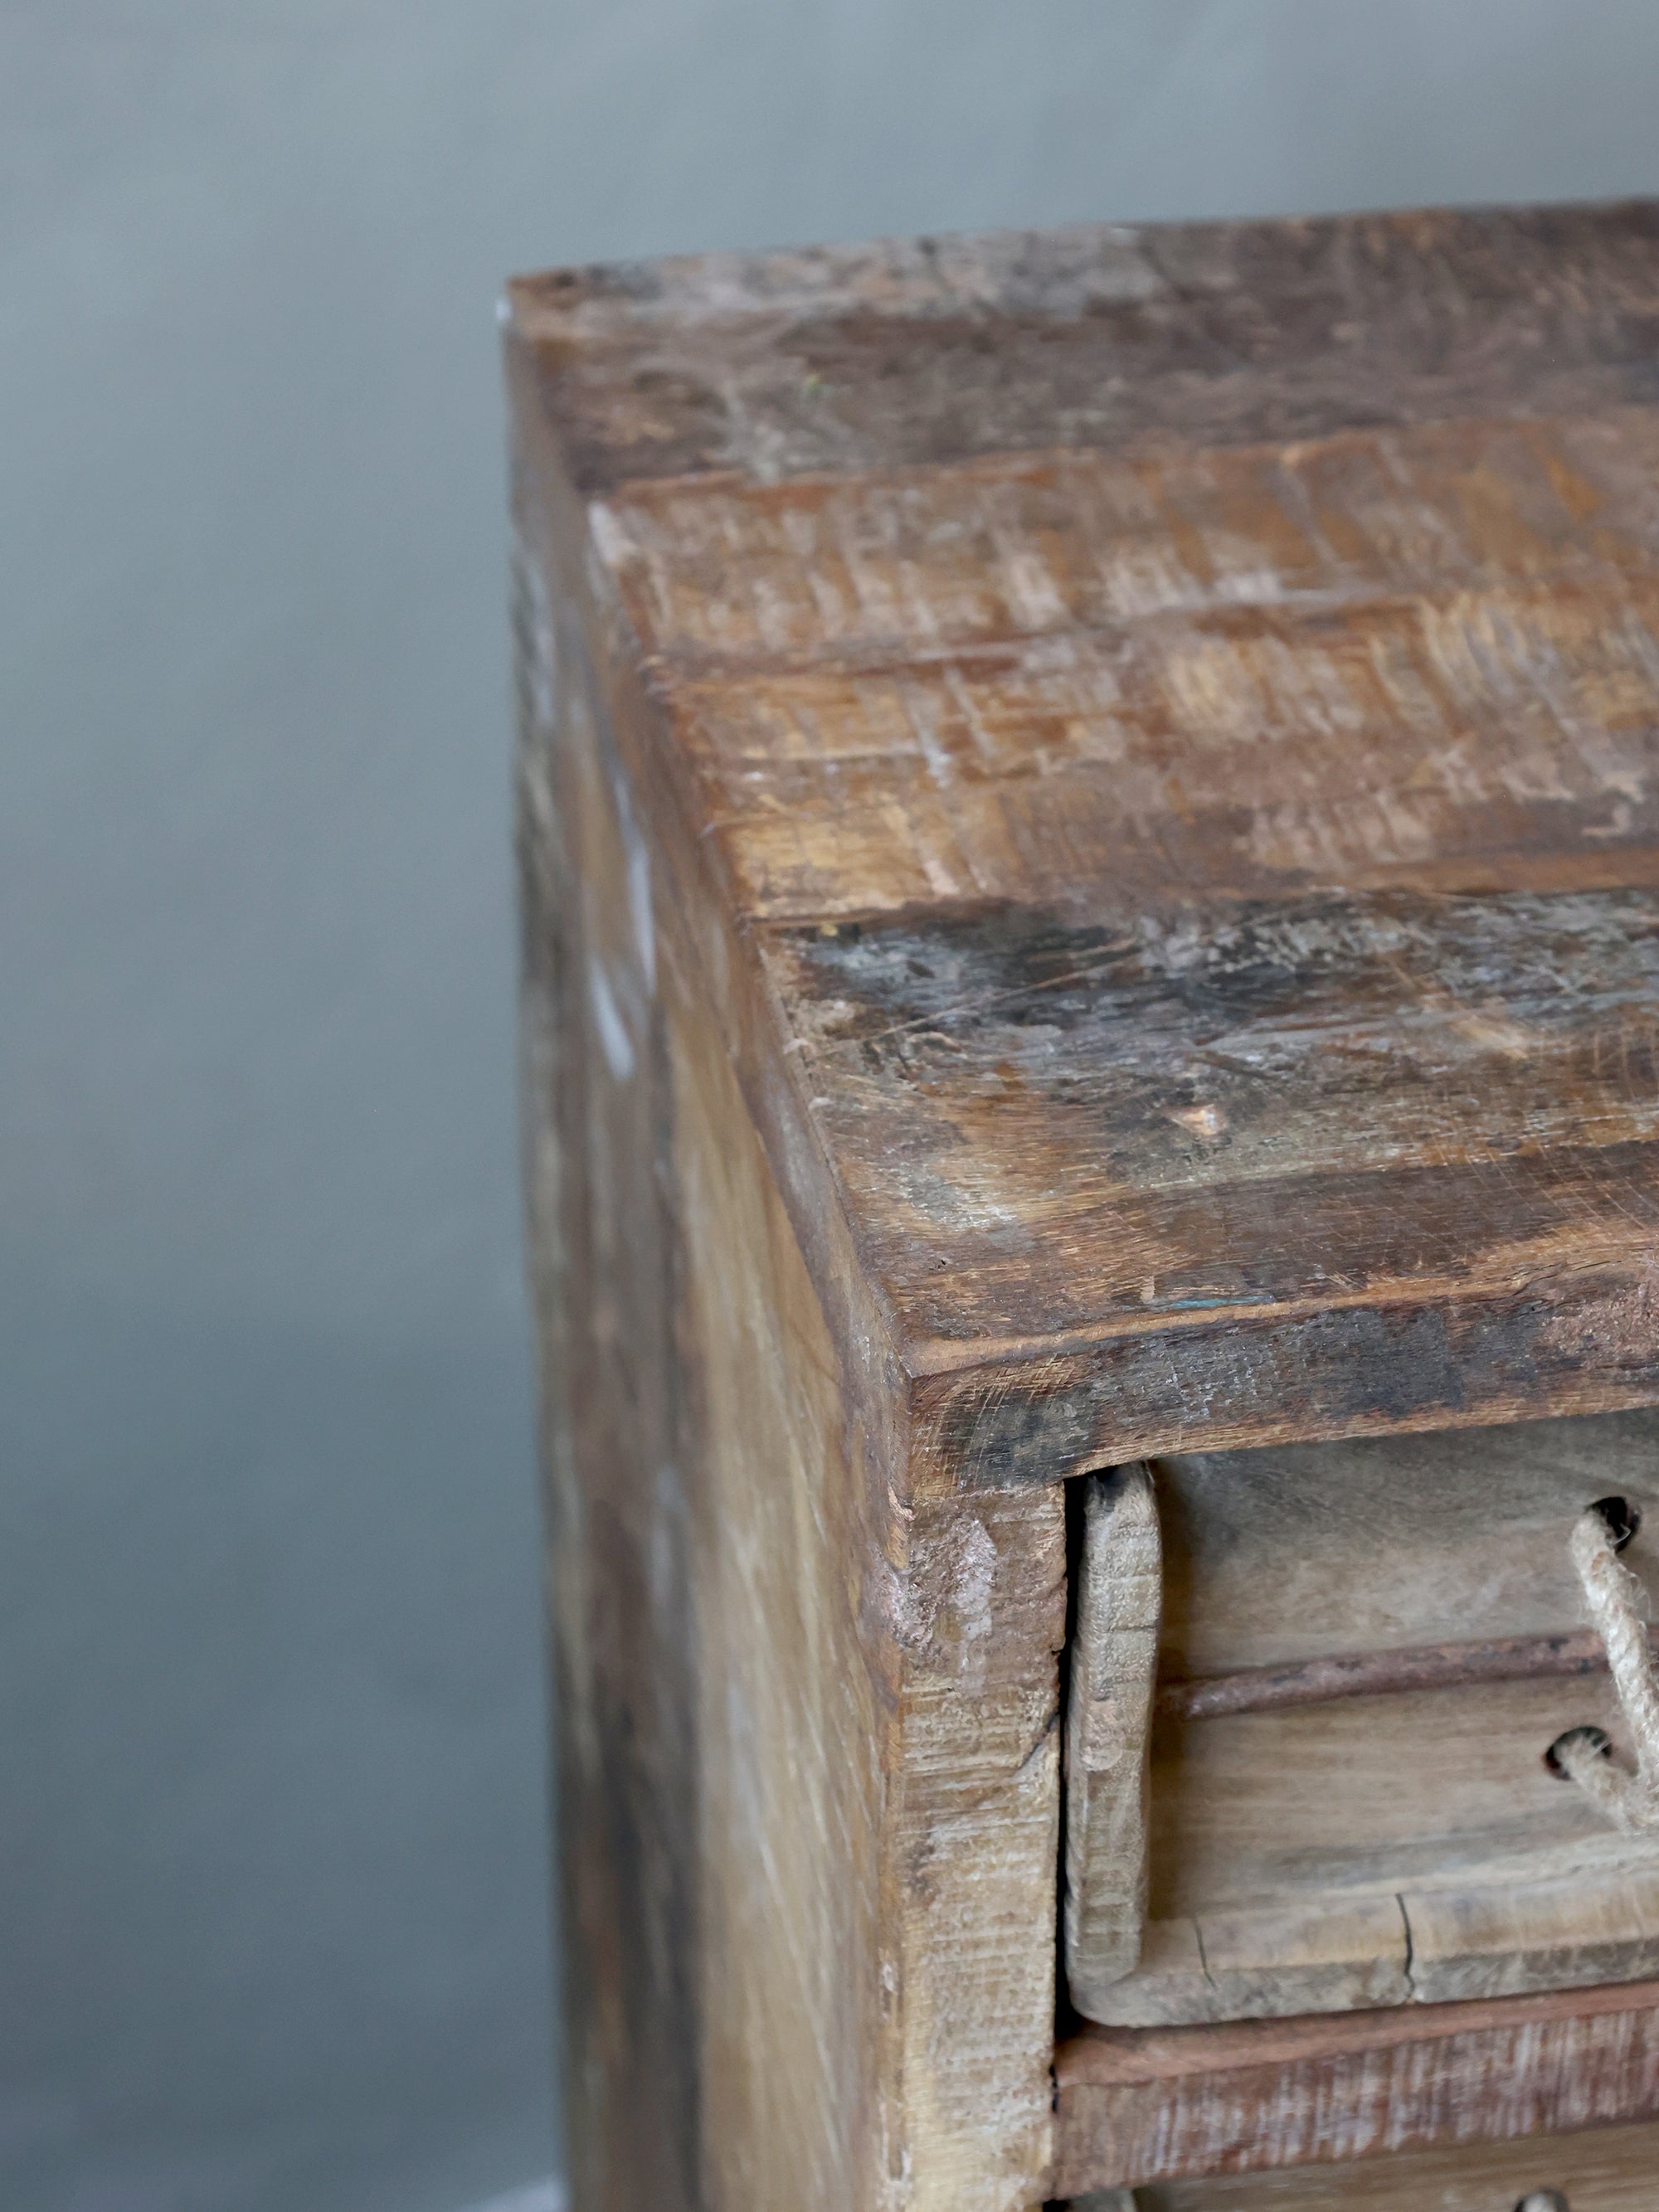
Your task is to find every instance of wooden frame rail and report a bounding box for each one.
[1053,1980,1659,2195]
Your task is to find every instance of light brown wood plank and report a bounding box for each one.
[517,455,703,2209]
[1086,1901,1411,2030]
[1092,1872,1659,2031]
[1405,1871,1659,2005]
[669,907,885,2210]
[1054,1981,1659,2193]
[1066,1467,1160,2013]
[896,1489,1067,2210]
[680,575,1659,922]
[590,412,1659,673]
[1111,2114,1659,2209]
[1153,1417,1659,1680]
[1146,1678,1645,1918]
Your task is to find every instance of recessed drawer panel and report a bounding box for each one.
[1066,1407,1659,2028]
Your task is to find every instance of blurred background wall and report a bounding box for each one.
[7,5,1659,2209]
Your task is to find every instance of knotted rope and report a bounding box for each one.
[1548,1498,1659,1831]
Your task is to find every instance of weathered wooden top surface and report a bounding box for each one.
[508,202,1659,1478]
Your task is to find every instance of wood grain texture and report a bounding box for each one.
[509,204,1659,492]
[1158,1629,1652,1722]
[1106,2114,1659,2210]
[1070,1418,1659,2029]
[1153,1413,1659,1680]
[1092,1869,1659,2031]
[517,472,702,2208]
[517,384,899,2209]
[513,199,1659,2205]
[1066,1468,1160,2013]
[796,888,1659,1488]
[507,202,1659,1481]
[1405,1872,1659,2005]
[514,290,1065,2211]
[1092,1899,1412,2030]
[1053,1980,1659,2193]
[895,1489,1067,2210]
[1150,1668,1659,1908]
[668,888,883,2210]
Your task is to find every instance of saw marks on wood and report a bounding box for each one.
[507,201,1659,1478]
[1054,1980,1659,2194]
[590,412,1659,671]
[896,1489,1068,2211]
[1111,2113,1659,2210]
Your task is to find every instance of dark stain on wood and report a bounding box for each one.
[507,194,1659,1487]
[921,1273,1659,1490]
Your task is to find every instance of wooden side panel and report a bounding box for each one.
[896,1486,1067,2212]
[1053,1981,1659,2194]
[517,469,702,2210]
[518,429,887,2210]
[669,901,884,2210]
[1113,2115,1659,2209]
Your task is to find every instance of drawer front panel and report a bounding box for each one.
[1066,1407,1659,2027]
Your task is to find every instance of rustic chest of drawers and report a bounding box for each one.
[507,200,1659,2210]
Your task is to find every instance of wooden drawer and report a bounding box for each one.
[510,197,1659,2210]
[1067,1410,1659,2029]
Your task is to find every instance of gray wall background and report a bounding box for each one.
[7,5,1659,2210]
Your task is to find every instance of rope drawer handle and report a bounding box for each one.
[1547,1497,1659,1830]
